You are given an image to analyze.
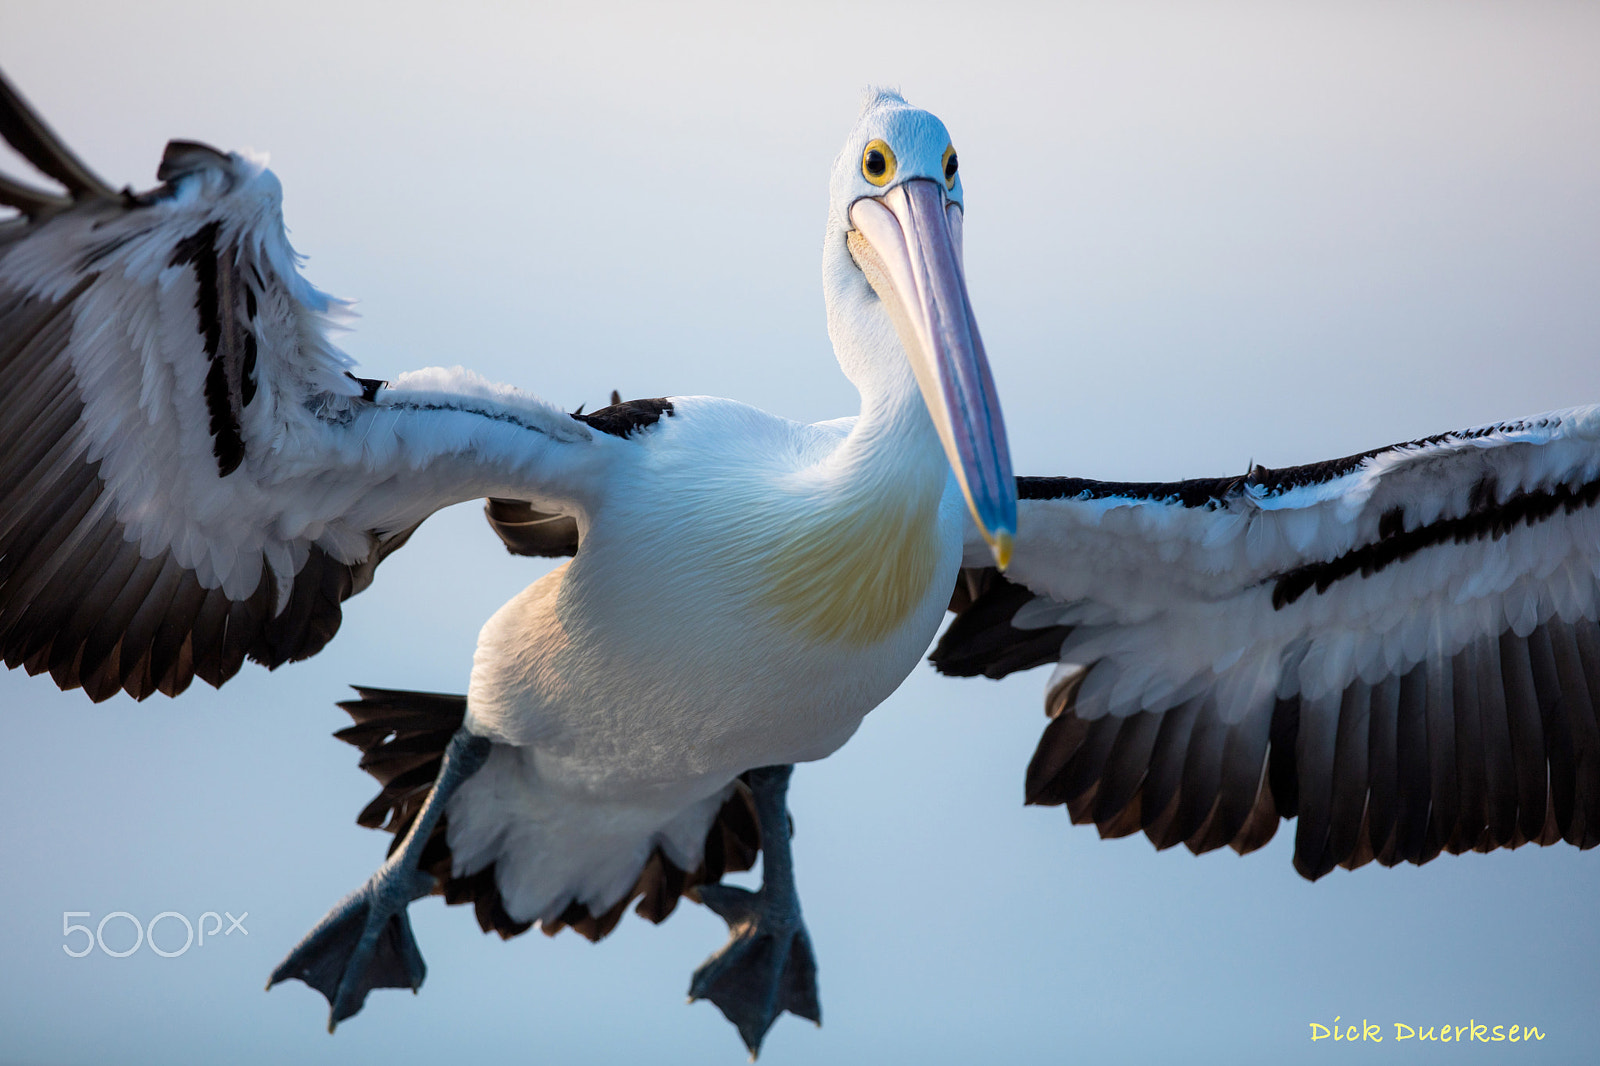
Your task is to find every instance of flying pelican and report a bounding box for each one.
[4,69,1600,1057]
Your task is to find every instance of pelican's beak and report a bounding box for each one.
[848,179,1016,569]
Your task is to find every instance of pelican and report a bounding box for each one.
[3,69,1600,1057]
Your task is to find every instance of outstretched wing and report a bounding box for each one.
[0,72,600,702]
[935,408,1600,879]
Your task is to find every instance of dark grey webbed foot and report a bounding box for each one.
[268,856,435,1031]
[689,881,821,1054]
[268,727,490,1031]
[688,764,820,1058]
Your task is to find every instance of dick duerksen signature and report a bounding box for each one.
[1311,1017,1546,1045]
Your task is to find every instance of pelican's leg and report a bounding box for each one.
[689,763,821,1057]
[268,727,491,1032]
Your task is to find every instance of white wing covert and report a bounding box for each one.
[934,410,1600,878]
[0,74,598,702]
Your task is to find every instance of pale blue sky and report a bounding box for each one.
[2,2,1598,1063]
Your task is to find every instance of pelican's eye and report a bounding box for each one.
[861,139,896,187]
[942,145,958,189]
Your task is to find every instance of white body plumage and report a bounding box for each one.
[456,393,967,923]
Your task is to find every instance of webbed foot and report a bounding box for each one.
[689,881,821,1056]
[269,726,490,1031]
[687,764,819,1058]
[267,858,434,1031]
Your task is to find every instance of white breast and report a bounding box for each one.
[463,395,966,795]
[446,397,963,924]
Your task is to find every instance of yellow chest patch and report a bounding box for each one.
[758,485,942,647]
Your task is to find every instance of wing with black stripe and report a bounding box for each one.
[934,410,1600,879]
[0,70,601,702]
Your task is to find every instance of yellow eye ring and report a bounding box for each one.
[942,144,958,190]
[861,139,896,187]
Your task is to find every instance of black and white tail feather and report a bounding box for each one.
[937,410,1600,879]
[0,71,595,701]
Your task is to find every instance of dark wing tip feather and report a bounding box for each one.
[932,567,1071,680]
[0,171,71,216]
[0,67,115,205]
[1021,617,1600,882]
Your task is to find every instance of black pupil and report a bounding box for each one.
[945,153,958,179]
[865,149,886,176]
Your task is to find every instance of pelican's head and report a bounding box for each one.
[824,90,1016,569]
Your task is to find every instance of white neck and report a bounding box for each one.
[818,208,946,497]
